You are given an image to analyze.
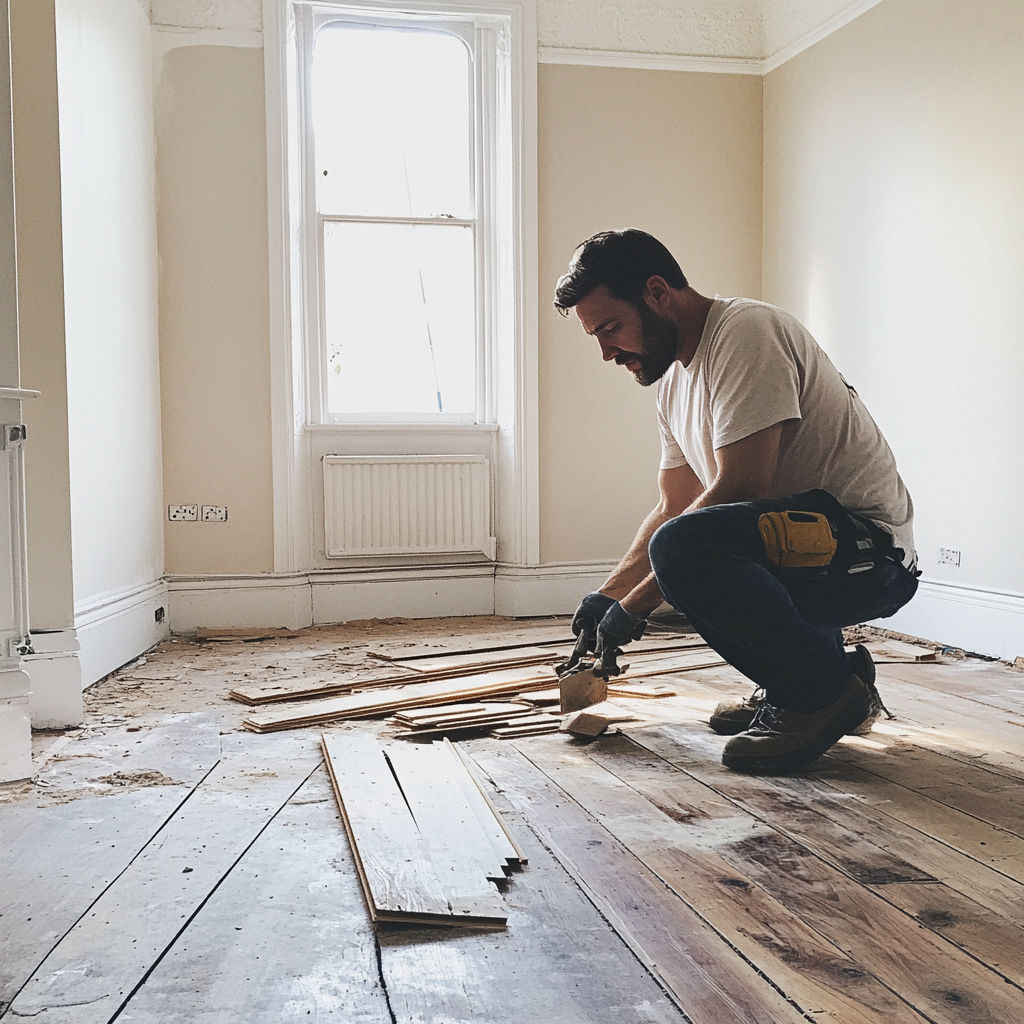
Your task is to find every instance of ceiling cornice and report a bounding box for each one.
[538,0,884,73]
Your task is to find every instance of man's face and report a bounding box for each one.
[575,285,679,387]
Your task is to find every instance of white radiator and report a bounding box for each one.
[323,455,496,560]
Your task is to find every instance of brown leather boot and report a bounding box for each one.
[721,670,872,773]
[710,645,886,738]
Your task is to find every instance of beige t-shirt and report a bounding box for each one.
[657,297,916,566]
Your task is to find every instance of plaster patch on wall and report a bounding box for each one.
[539,0,763,58]
[151,0,261,32]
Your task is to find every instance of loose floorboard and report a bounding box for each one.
[4,617,1024,1022]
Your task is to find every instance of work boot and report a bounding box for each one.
[721,669,873,774]
[709,645,888,738]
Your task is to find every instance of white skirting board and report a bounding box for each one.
[22,630,83,729]
[873,578,1024,662]
[494,561,615,617]
[166,560,619,630]
[74,579,170,688]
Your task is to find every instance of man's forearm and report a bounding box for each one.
[597,505,675,601]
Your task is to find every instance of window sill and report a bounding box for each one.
[306,422,499,434]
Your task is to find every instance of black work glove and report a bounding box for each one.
[595,601,647,665]
[570,591,616,651]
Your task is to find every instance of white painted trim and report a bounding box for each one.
[537,46,763,76]
[873,578,1024,663]
[166,558,613,627]
[305,421,499,434]
[538,1,884,78]
[74,579,170,686]
[263,0,538,579]
[761,0,882,74]
[168,571,314,630]
[22,629,83,728]
[310,563,496,621]
[495,559,615,617]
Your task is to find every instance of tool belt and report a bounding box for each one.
[757,489,904,579]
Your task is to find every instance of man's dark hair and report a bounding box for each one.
[553,228,688,316]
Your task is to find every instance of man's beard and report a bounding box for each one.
[623,303,679,386]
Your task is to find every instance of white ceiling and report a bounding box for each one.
[149,0,883,68]
[538,0,882,64]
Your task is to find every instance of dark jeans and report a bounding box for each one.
[648,492,918,713]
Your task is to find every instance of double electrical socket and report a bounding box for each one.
[168,505,228,522]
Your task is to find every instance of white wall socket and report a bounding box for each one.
[938,547,961,567]
[168,505,198,521]
[202,505,228,522]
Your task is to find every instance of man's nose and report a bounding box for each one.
[599,341,619,362]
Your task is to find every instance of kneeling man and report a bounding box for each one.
[556,229,919,773]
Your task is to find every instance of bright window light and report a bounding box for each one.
[313,23,477,417]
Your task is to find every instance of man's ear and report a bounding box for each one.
[644,275,673,309]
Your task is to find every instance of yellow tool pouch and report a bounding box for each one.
[758,510,837,569]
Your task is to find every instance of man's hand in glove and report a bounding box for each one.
[570,591,616,652]
[595,601,648,671]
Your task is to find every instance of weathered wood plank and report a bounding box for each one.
[322,730,506,927]
[873,881,1024,988]
[106,768,393,1023]
[376,774,689,1024]
[515,739,932,1024]
[385,741,510,885]
[535,735,1024,1023]
[811,752,1024,883]
[0,714,222,1013]
[7,731,320,1023]
[629,725,1024,945]
[446,739,527,866]
[244,666,559,732]
[469,741,812,1024]
[827,736,1024,837]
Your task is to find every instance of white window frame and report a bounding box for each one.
[264,0,538,577]
[303,8,498,425]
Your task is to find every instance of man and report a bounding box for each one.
[555,229,918,773]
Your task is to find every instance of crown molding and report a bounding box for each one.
[538,46,762,75]
[762,0,882,73]
[538,0,883,76]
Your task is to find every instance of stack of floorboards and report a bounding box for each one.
[322,731,525,928]
[238,629,723,733]
[243,666,560,732]
[230,645,563,706]
[388,702,560,739]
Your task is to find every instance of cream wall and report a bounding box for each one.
[764,0,1024,656]
[538,63,763,563]
[156,42,274,576]
[9,0,75,630]
[56,0,164,622]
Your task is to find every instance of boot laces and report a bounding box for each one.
[748,701,783,733]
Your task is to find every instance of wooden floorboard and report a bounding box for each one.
[376,783,689,1024]
[632,723,1024,923]
[0,713,222,1013]
[568,731,1024,1023]
[7,731,320,1023]
[105,767,393,1024]
[6,619,1024,1023]
[470,740,811,1024]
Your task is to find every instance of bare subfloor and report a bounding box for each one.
[3,616,1024,1023]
